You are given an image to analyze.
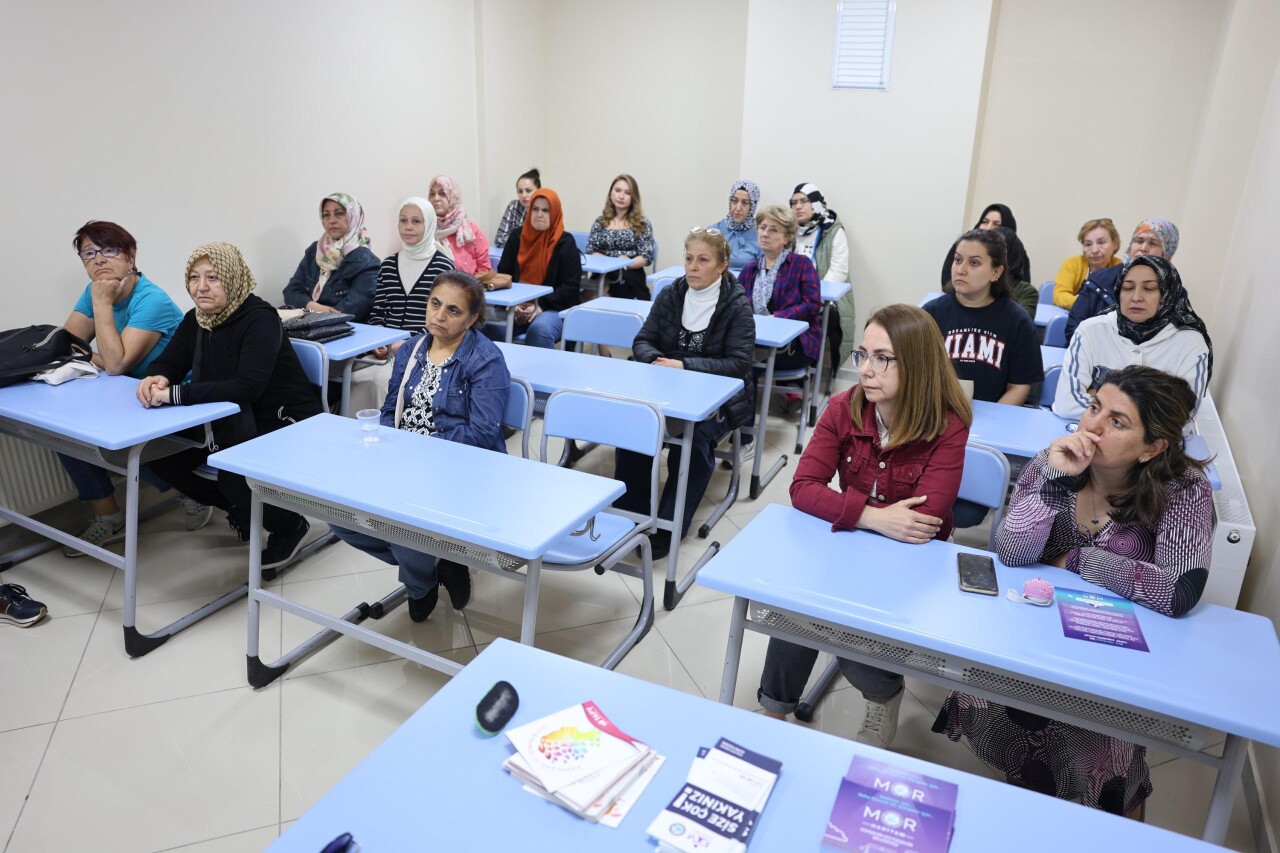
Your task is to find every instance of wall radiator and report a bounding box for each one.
[0,433,76,524]
[1194,393,1256,609]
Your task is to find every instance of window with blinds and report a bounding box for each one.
[830,0,896,91]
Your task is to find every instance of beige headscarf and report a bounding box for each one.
[186,242,258,331]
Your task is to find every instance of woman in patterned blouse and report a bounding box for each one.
[935,364,1212,819]
[586,173,656,300]
[329,271,511,623]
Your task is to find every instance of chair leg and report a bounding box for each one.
[601,536,654,670]
[795,655,840,722]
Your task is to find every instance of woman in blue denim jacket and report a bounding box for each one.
[331,271,511,622]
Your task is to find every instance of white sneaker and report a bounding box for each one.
[181,497,214,531]
[738,441,756,466]
[855,690,903,748]
[63,515,125,558]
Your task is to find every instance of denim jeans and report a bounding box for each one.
[329,525,439,599]
[613,416,727,539]
[57,453,170,502]
[758,636,904,713]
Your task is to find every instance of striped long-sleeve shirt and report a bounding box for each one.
[367,251,455,335]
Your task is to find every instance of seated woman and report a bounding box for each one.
[282,193,380,321]
[613,229,755,559]
[1066,218,1178,343]
[989,226,1038,318]
[791,183,856,370]
[936,365,1212,818]
[708,179,762,271]
[939,203,1031,287]
[924,228,1043,406]
[331,271,511,620]
[1053,218,1121,309]
[758,304,971,747]
[59,221,186,555]
[739,204,823,372]
[429,175,491,276]
[586,173,655,300]
[493,167,540,249]
[139,243,323,574]
[494,189,582,348]
[1055,256,1211,420]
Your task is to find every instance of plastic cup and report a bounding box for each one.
[356,409,380,443]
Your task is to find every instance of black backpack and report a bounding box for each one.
[0,325,94,388]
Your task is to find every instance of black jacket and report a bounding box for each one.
[1065,265,1122,343]
[497,232,583,312]
[147,294,323,447]
[633,276,756,429]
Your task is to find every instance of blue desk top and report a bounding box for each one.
[207,414,623,560]
[969,400,1074,458]
[271,638,1220,852]
[485,282,554,308]
[1041,345,1066,369]
[820,279,852,302]
[321,323,410,362]
[496,343,741,423]
[699,504,1280,747]
[570,296,653,318]
[650,264,683,280]
[567,298,806,350]
[0,374,238,452]
[583,255,633,276]
[1035,303,1067,328]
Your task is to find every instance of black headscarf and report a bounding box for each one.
[1107,255,1213,381]
[991,226,1027,283]
[941,203,1030,286]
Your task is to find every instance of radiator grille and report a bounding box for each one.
[0,433,76,521]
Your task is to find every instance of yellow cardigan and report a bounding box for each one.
[1053,254,1122,308]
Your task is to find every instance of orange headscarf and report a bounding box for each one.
[516,188,564,285]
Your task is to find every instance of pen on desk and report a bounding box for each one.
[320,832,360,853]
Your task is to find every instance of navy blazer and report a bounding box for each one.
[283,242,380,321]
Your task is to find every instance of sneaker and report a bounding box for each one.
[437,560,472,611]
[227,513,251,543]
[260,519,310,581]
[855,690,903,748]
[62,514,125,558]
[0,584,48,627]
[408,586,440,622]
[181,497,214,531]
[720,439,755,471]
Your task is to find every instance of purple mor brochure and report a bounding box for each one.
[823,757,957,852]
[1056,588,1150,652]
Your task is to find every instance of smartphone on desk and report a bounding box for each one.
[957,552,998,596]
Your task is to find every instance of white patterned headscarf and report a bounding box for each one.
[313,192,372,300]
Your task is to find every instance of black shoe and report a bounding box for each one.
[649,530,672,560]
[0,584,48,627]
[227,513,251,543]
[437,560,472,611]
[408,586,440,622]
[260,519,310,581]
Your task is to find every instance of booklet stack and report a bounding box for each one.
[502,701,663,825]
[822,756,958,852]
[647,738,781,853]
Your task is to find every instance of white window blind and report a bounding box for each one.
[830,0,896,91]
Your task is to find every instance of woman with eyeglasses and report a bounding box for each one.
[57,220,187,556]
[708,179,762,271]
[586,173,655,300]
[282,193,380,321]
[758,304,971,747]
[739,204,822,372]
[612,229,755,559]
[1052,218,1122,309]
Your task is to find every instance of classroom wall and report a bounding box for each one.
[738,0,995,326]
[540,0,749,270]
[969,0,1225,290]
[2,0,481,324]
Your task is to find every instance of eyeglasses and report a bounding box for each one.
[689,227,722,236]
[77,247,122,262]
[789,198,810,207]
[852,351,897,373]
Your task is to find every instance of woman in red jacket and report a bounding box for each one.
[757,303,972,747]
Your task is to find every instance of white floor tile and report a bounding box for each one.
[155,825,279,852]
[0,724,52,842]
[9,687,280,853]
[0,614,95,731]
[654,596,774,709]
[61,593,282,719]
[1145,756,1253,850]
[0,551,113,619]
[464,562,644,645]
[279,650,473,822]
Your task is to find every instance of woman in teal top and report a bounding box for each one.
[58,220,187,557]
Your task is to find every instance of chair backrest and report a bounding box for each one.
[1039,365,1061,407]
[1044,313,1068,347]
[918,291,944,307]
[1038,281,1055,305]
[501,377,535,458]
[569,230,589,254]
[289,338,329,412]
[562,307,645,352]
[957,442,1012,549]
[651,276,677,299]
[540,389,665,520]
[650,237,658,270]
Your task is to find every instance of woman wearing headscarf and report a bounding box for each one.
[791,182,857,372]
[283,193,380,321]
[939,203,1032,287]
[140,243,324,574]
[990,226,1039,318]
[1054,255,1211,420]
[493,188,582,348]
[708,179,762,271]
[428,175,492,276]
[1066,219,1179,343]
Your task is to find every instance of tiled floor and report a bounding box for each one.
[0,395,1257,851]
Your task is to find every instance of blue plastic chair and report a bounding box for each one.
[1039,281,1055,305]
[918,291,944,307]
[290,338,330,412]
[651,276,677,299]
[957,442,1012,550]
[569,230,589,254]
[502,377,534,459]
[1039,365,1061,409]
[1044,314,1068,347]
[537,389,663,669]
[562,307,644,354]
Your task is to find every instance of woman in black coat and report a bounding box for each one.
[613,229,755,558]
